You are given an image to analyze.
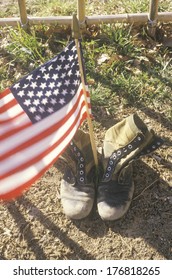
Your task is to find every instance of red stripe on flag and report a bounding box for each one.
[0,111,26,124]
[0,122,32,141]
[0,88,11,99]
[0,98,18,113]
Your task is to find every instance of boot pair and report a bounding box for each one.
[60,114,163,221]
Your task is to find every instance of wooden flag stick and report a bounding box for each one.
[72,14,98,167]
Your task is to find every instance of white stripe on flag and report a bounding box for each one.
[0,114,30,135]
[0,92,14,107]
[0,103,24,120]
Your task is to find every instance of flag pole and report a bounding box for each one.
[72,14,98,167]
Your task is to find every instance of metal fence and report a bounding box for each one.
[0,0,172,33]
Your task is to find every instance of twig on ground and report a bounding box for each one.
[133,178,159,201]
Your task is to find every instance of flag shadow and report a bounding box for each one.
[5,197,96,260]
[1,157,171,260]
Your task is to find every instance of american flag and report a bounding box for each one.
[0,40,91,200]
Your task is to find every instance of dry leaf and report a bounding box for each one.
[97,53,110,65]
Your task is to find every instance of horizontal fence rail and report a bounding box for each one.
[0,12,172,27]
[0,0,171,28]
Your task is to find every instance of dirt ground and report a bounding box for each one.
[0,0,172,261]
[0,106,172,260]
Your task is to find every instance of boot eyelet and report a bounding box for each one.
[80,177,84,182]
[112,153,116,159]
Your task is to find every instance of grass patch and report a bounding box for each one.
[1,0,172,17]
[26,0,77,17]
[0,1,172,121]
[5,25,45,64]
[83,24,172,115]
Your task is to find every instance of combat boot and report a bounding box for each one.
[97,113,163,221]
[60,129,96,219]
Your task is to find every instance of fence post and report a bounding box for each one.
[148,0,159,38]
[77,0,86,28]
[18,0,28,29]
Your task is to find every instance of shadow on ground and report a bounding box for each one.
[1,158,171,260]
